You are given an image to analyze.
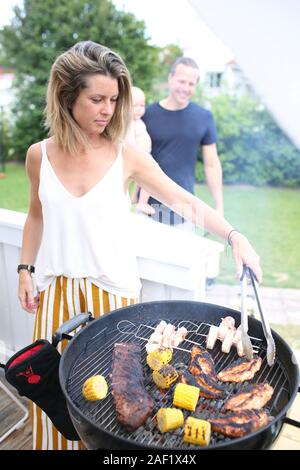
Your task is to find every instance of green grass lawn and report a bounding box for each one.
[196,184,300,289]
[270,324,300,350]
[1,163,300,288]
[0,163,30,213]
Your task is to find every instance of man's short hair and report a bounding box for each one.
[170,57,200,76]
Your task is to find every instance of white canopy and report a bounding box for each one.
[189,0,300,149]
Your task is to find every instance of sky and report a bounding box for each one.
[0,0,233,74]
[112,0,234,72]
[0,0,23,26]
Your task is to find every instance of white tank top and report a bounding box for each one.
[35,140,141,298]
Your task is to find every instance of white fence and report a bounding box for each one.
[0,208,224,363]
[0,209,34,364]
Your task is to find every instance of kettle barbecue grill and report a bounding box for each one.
[58,300,300,450]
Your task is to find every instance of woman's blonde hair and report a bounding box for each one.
[45,41,132,155]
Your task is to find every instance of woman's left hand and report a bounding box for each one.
[230,233,262,283]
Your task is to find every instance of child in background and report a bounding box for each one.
[127,86,155,215]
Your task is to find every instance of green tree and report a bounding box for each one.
[195,88,300,187]
[0,0,161,160]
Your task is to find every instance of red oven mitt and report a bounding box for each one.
[5,339,80,441]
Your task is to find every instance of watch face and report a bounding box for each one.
[18,265,34,273]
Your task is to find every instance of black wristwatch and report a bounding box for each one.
[17,264,35,274]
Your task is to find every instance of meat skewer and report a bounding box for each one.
[111,343,154,430]
[232,326,245,357]
[236,341,245,357]
[146,322,187,352]
[221,329,236,354]
[206,325,219,350]
[155,320,167,334]
[218,317,236,341]
[206,316,246,356]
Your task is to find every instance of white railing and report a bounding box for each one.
[0,209,34,363]
[0,208,224,362]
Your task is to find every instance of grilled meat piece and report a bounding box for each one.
[180,372,224,399]
[111,343,154,431]
[223,383,274,412]
[194,373,225,398]
[179,371,200,388]
[187,347,224,399]
[217,356,262,383]
[189,346,216,376]
[209,409,270,438]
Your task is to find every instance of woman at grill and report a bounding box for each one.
[17,41,262,450]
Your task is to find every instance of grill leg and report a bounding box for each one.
[0,379,29,443]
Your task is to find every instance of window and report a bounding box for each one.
[206,72,222,88]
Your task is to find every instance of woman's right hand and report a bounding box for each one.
[18,271,39,314]
[230,233,262,284]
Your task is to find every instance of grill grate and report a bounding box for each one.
[67,319,290,449]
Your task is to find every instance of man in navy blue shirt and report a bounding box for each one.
[141,57,223,226]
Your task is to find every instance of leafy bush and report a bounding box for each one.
[196,90,300,187]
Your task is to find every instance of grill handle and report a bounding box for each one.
[52,312,93,347]
[284,417,300,429]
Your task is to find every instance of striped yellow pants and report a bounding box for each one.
[31,276,137,450]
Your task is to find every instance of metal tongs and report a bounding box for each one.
[240,265,254,361]
[240,265,276,366]
[248,266,276,366]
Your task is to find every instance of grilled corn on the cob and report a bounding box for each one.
[183,417,211,446]
[153,365,179,389]
[173,383,199,411]
[156,408,184,433]
[82,375,108,401]
[146,348,173,371]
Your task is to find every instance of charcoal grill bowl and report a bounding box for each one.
[59,300,299,450]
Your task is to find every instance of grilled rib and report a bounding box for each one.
[223,383,274,412]
[209,409,270,438]
[217,356,262,383]
[111,343,154,431]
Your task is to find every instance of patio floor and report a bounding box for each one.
[205,283,300,325]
